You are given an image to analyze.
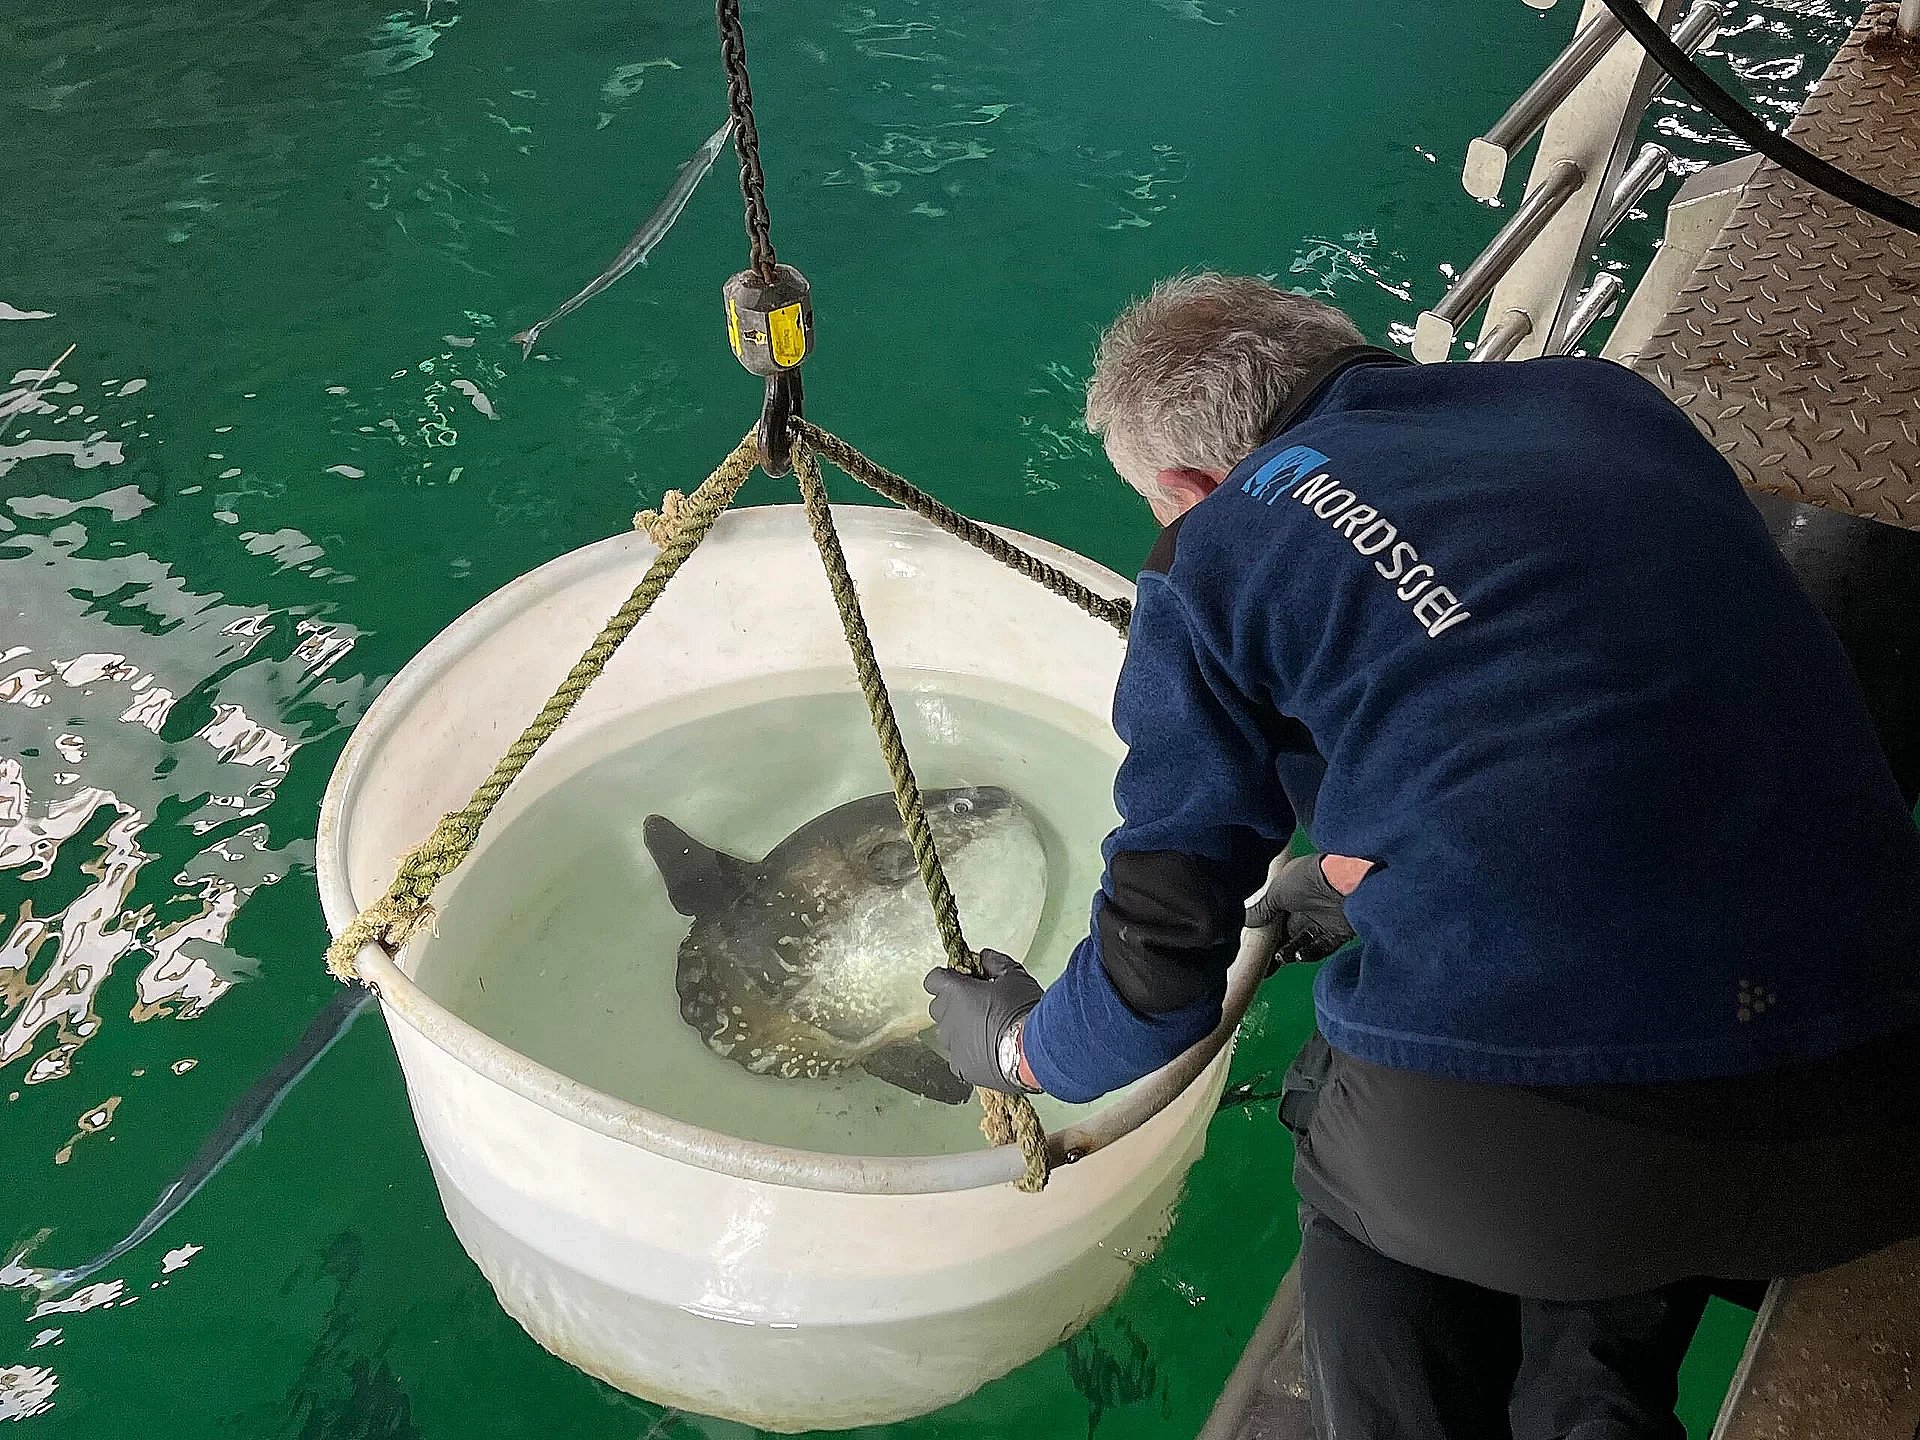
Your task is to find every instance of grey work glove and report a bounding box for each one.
[1245,853,1356,969]
[924,949,1043,1095]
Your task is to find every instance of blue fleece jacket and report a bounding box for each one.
[1023,349,1920,1103]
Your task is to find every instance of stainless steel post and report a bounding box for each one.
[1900,0,1920,39]
[1648,1,1727,102]
[1465,10,1627,200]
[1555,270,1627,352]
[1471,310,1535,362]
[1601,144,1673,237]
[1414,159,1585,362]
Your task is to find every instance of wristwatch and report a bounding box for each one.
[997,1020,1042,1095]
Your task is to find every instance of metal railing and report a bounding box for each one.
[1464,9,1626,201]
[1651,1,1734,99]
[1415,0,1724,363]
[1414,160,1585,361]
[1471,309,1535,363]
[1604,143,1672,233]
[1560,270,1627,350]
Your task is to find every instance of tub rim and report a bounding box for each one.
[317,503,1272,1196]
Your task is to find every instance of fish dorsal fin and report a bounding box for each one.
[643,815,754,917]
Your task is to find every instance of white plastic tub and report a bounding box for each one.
[316,504,1267,1431]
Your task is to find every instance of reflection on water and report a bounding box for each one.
[52,1093,121,1166]
[363,3,462,78]
[255,1234,421,1440]
[0,470,348,1088]
[0,339,378,1420]
[0,1365,59,1422]
[1066,1320,1161,1436]
[1284,229,1414,305]
[28,1282,124,1323]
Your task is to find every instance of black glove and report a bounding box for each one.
[924,949,1043,1095]
[1245,853,1356,968]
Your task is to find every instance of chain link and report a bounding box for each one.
[716,0,777,280]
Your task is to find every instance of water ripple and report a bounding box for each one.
[1,434,369,1090]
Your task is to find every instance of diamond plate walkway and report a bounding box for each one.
[1634,4,1920,528]
[1713,1243,1920,1440]
[1628,7,1920,1435]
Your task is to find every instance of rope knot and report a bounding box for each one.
[635,490,690,546]
[323,893,437,982]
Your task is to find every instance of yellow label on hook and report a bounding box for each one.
[769,302,807,368]
[726,295,744,360]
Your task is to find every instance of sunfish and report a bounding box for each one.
[643,786,1048,1105]
[512,117,735,359]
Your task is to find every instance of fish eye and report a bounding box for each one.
[950,797,974,814]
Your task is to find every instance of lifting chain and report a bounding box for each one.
[715,0,812,479]
[715,0,777,280]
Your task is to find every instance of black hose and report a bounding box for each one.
[1593,0,1920,236]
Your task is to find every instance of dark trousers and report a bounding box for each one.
[1282,1027,1920,1440]
[1300,1204,1707,1440]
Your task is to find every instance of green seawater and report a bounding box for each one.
[1,0,1848,1432]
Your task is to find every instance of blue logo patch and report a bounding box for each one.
[1241,444,1332,501]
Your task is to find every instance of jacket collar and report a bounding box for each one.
[1260,344,1409,444]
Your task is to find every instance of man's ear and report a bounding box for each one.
[1153,467,1225,507]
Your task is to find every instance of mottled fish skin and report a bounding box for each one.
[644,787,1048,1098]
[512,117,735,359]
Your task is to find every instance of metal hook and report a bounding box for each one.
[758,369,804,478]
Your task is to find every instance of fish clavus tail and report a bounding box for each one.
[512,117,737,360]
[861,1039,973,1106]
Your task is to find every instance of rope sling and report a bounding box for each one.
[326,2,1133,1193]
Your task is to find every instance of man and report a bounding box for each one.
[925,274,1920,1439]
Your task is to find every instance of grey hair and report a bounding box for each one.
[1085,274,1365,489]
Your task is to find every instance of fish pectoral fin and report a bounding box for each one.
[861,1039,971,1106]
[643,815,755,917]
